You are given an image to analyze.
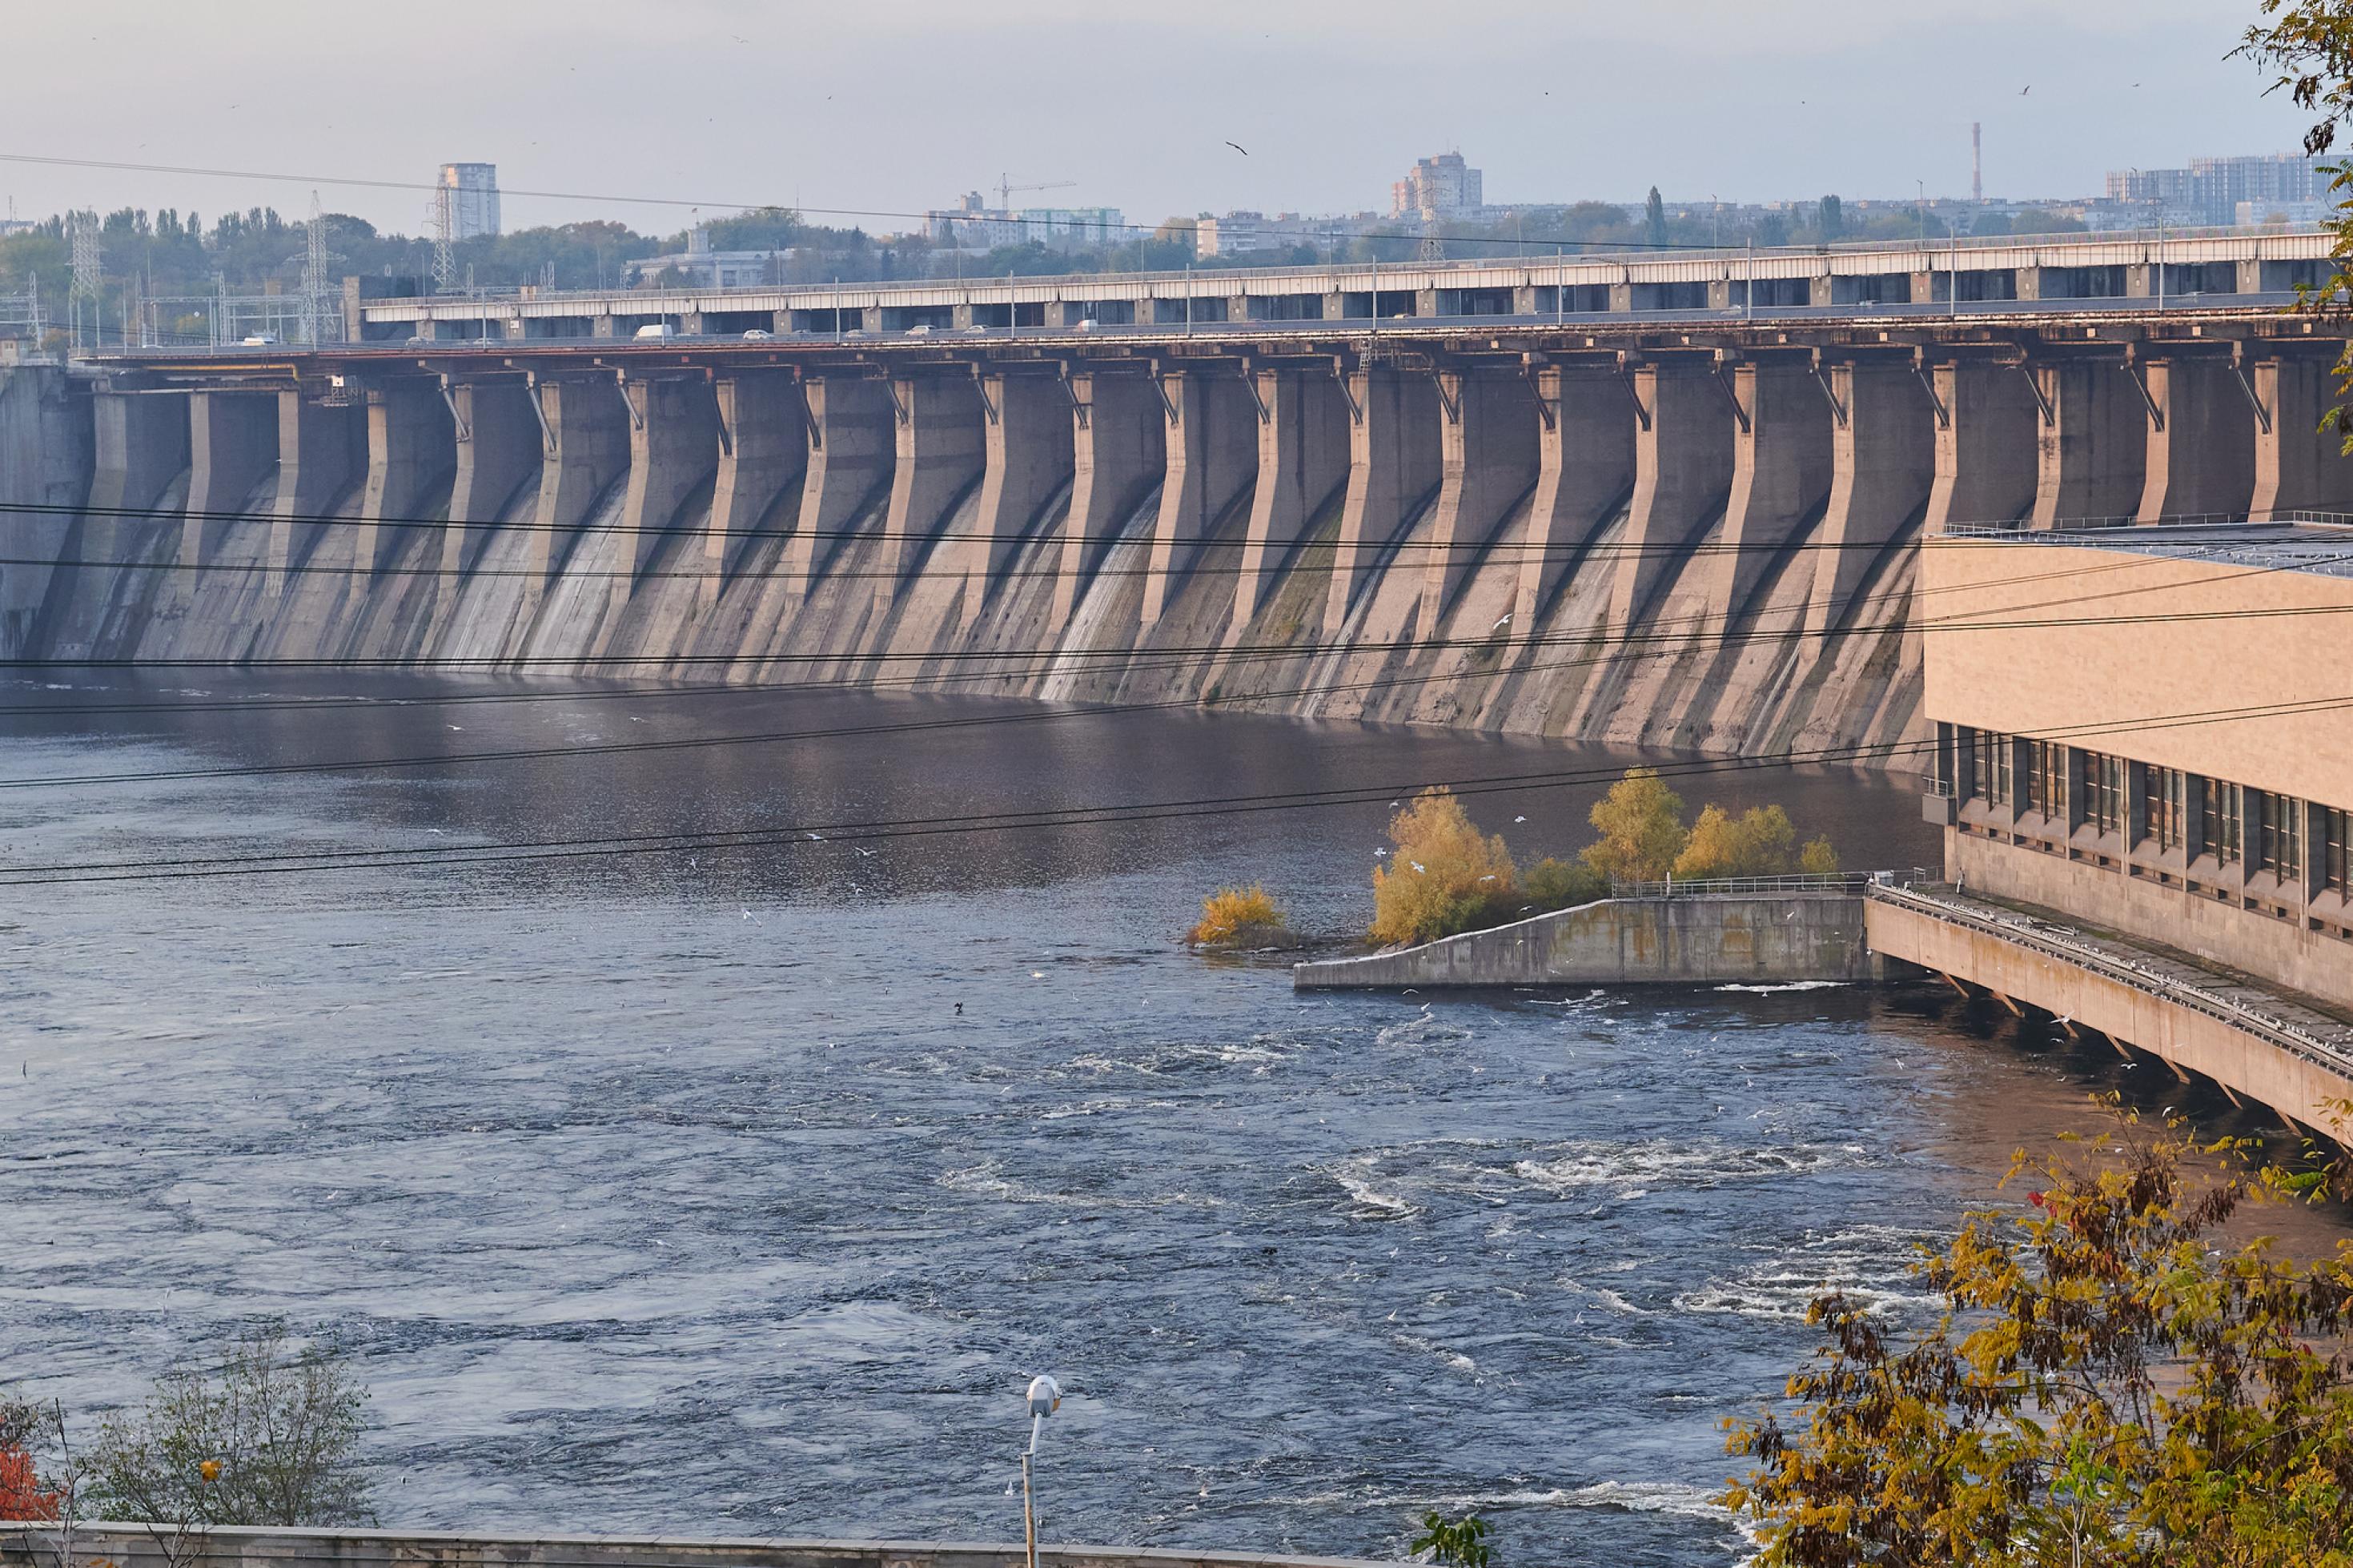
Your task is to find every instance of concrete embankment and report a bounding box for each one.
[3,358,1923,765]
[2,1525,1406,1568]
[1294,893,1875,989]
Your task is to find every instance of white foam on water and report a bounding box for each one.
[1513,1137,1859,1197]
[1676,1226,1945,1322]
[1715,980,1849,994]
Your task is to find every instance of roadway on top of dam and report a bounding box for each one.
[78,294,2347,381]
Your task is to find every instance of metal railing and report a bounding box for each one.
[1608,869,1935,898]
[1933,511,2353,541]
[1868,883,2353,1079]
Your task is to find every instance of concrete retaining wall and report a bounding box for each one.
[0,1525,1401,1568]
[1293,894,1873,989]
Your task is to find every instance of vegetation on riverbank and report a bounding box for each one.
[1365,770,1839,946]
[2,1323,373,1535]
[1726,1109,2353,1566]
[1187,884,1298,949]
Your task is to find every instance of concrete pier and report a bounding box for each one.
[355,379,455,582]
[527,376,631,587]
[1804,359,1934,637]
[2248,350,2353,516]
[1054,370,1164,628]
[442,379,542,578]
[265,393,360,592]
[707,371,806,582]
[1713,359,1832,620]
[2030,356,2146,527]
[968,370,1074,618]
[1515,366,1633,629]
[1921,358,2038,533]
[86,390,187,563]
[2133,352,2255,523]
[180,390,276,571]
[1142,366,1257,625]
[614,375,721,609]
[1608,359,1734,630]
[1232,366,1348,633]
[1420,369,1540,638]
[1326,366,1440,632]
[878,372,985,607]
[786,373,895,599]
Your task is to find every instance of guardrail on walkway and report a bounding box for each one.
[1867,884,2353,1081]
[1608,869,1935,898]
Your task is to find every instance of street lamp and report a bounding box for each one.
[1022,1374,1062,1568]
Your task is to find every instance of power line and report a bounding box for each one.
[2,692,2338,889]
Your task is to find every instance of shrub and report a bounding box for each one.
[1187,884,1287,947]
[1798,834,1838,875]
[1580,767,1688,884]
[1522,856,1607,912]
[1725,1116,2353,1566]
[1411,1511,1492,1568]
[1672,804,1797,880]
[1369,788,1517,945]
[88,1323,372,1526]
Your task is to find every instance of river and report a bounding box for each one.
[0,675,2292,1566]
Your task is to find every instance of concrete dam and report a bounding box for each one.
[6,229,2349,765]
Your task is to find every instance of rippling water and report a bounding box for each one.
[0,676,2305,1566]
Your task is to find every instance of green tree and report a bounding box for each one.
[1580,768,1687,884]
[1644,186,1668,249]
[88,1323,372,1527]
[1523,856,1606,912]
[1726,1115,2353,1566]
[1411,1511,1492,1567]
[1817,194,1844,242]
[1798,835,1839,875]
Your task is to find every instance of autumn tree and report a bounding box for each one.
[0,1398,59,1522]
[1672,804,1797,879]
[1369,788,1517,944]
[1726,1114,2353,1566]
[1580,768,1688,884]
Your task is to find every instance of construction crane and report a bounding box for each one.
[998,174,1077,210]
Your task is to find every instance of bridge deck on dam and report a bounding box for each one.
[12,224,2353,771]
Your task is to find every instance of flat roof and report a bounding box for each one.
[1953,519,2353,578]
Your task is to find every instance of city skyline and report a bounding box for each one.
[4,0,2318,239]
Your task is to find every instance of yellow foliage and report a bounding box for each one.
[1799,834,1839,875]
[1369,788,1518,945]
[1581,767,1688,884]
[1672,804,1797,879]
[1187,884,1287,946]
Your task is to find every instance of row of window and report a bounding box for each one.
[1953,728,2347,896]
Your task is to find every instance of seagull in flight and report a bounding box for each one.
[2019,84,2031,94]
[1225,141,1249,155]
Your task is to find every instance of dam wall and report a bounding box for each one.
[11,302,2347,757]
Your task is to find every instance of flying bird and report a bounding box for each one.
[1225,141,1249,155]
[2019,85,2031,94]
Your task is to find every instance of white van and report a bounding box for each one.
[634,323,676,340]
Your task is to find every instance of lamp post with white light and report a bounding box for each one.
[1022,1374,1061,1568]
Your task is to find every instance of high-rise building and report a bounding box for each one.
[1390,152,1483,222]
[438,162,502,240]
[2102,153,2327,225]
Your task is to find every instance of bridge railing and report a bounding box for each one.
[1608,869,1936,898]
[1867,883,2353,1079]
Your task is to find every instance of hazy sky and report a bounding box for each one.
[4,0,2319,238]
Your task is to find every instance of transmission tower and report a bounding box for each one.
[303,191,331,344]
[67,209,101,354]
[428,182,456,294]
[1418,229,1446,263]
